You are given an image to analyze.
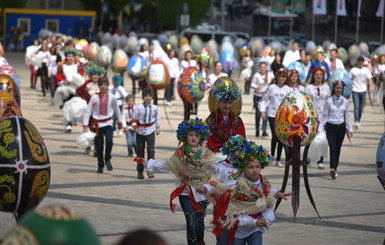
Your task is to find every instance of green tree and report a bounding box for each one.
[140,0,210,29]
[0,0,26,8]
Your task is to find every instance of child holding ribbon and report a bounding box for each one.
[141,118,219,245]
[198,135,292,245]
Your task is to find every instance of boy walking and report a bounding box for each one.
[83,77,122,173]
[122,94,137,157]
[132,88,160,179]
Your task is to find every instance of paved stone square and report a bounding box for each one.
[0,52,384,245]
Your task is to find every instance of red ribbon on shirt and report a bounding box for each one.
[169,184,201,213]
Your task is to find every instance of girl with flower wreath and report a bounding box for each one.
[206,81,246,160]
[285,69,305,92]
[142,118,219,245]
[197,135,292,245]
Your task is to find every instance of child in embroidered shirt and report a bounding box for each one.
[197,135,292,245]
[132,87,160,179]
[142,118,218,245]
[122,94,136,157]
[83,77,122,173]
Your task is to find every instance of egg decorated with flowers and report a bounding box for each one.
[146,60,170,90]
[275,91,318,147]
[86,42,99,61]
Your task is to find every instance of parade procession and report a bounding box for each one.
[0,0,383,244]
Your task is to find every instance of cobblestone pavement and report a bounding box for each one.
[0,52,384,245]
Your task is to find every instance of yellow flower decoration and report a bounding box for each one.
[3,133,15,144]
[310,110,316,117]
[305,96,311,102]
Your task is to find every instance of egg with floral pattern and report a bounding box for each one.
[275,91,318,147]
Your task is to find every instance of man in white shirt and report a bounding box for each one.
[328,49,344,74]
[282,41,300,68]
[349,56,374,129]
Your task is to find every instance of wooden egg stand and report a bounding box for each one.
[274,136,321,222]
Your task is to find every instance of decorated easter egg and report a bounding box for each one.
[220,52,237,73]
[312,45,324,60]
[127,55,147,79]
[178,67,206,103]
[208,76,242,115]
[358,42,369,56]
[179,44,193,60]
[348,44,361,66]
[168,35,178,50]
[146,60,170,90]
[249,38,265,56]
[118,34,128,50]
[179,37,189,47]
[86,42,99,61]
[191,35,203,54]
[0,116,50,217]
[77,39,89,55]
[262,46,272,57]
[3,204,100,245]
[239,44,248,57]
[322,40,331,52]
[102,32,111,45]
[328,42,337,51]
[287,61,306,85]
[126,36,138,54]
[96,45,112,67]
[111,49,129,73]
[275,91,318,147]
[200,47,211,67]
[328,68,352,98]
[376,44,385,55]
[221,41,234,54]
[337,47,348,64]
[269,40,282,54]
[138,37,149,48]
[376,132,385,189]
[0,74,20,106]
[0,90,22,119]
[0,65,20,88]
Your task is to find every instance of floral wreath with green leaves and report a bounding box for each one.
[176,117,211,144]
[220,135,271,173]
[63,48,78,56]
[212,81,242,101]
[85,61,106,76]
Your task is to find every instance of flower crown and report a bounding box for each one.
[220,135,271,172]
[332,80,346,87]
[63,48,78,56]
[211,81,242,101]
[288,69,299,76]
[275,68,287,77]
[85,61,106,76]
[176,118,211,143]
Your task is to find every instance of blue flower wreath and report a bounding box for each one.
[211,81,242,101]
[85,61,106,76]
[221,135,271,172]
[176,118,211,143]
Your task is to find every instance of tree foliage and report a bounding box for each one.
[0,0,26,8]
[140,0,210,29]
[79,0,210,30]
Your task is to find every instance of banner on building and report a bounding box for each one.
[313,0,327,15]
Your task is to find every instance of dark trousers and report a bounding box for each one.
[268,117,283,161]
[94,125,114,168]
[136,132,155,172]
[164,77,175,102]
[253,95,268,132]
[179,195,208,245]
[326,122,346,171]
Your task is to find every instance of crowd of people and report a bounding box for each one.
[20,31,384,244]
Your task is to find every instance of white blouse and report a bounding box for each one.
[305,83,331,116]
[319,95,353,132]
[259,84,291,118]
[250,72,275,97]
